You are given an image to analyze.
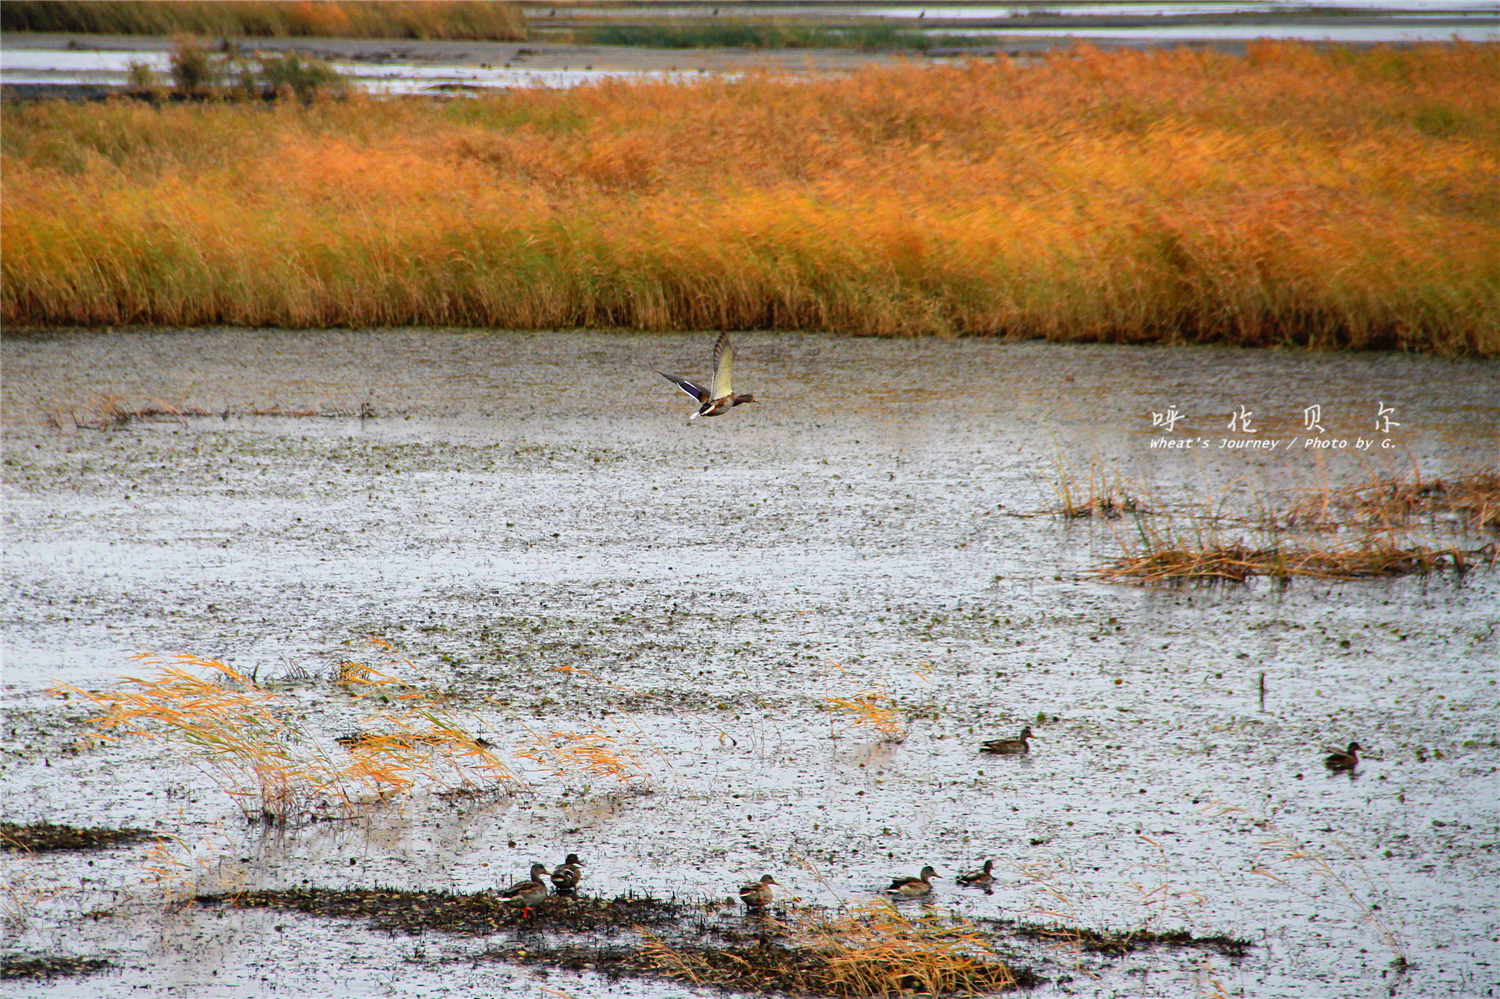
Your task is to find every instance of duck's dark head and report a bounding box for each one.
[1347,742,1362,754]
[1018,726,1034,739]
[734,393,755,406]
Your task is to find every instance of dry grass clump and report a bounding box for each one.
[1042,456,1151,520]
[518,725,654,786]
[3,43,1497,352]
[50,651,519,823]
[1092,539,1490,584]
[824,688,907,742]
[0,1,525,41]
[643,902,1023,997]
[1284,467,1500,532]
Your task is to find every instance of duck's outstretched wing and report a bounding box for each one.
[655,369,709,402]
[709,332,734,401]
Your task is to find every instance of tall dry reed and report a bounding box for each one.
[0,1,526,41]
[3,42,1496,353]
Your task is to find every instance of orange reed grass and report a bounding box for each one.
[50,652,519,822]
[3,42,1496,352]
[0,2,526,41]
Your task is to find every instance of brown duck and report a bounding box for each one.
[550,853,583,893]
[497,863,550,917]
[956,859,995,894]
[1324,742,1363,772]
[980,726,1035,755]
[884,866,939,898]
[655,332,755,418]
[738,874,778,910]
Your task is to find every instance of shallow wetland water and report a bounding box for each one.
[2,329,1498,997]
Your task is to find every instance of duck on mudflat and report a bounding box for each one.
[497,863,551,917]
[550,853,584,893]
[738,874,779,910]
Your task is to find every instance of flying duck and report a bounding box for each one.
[655,332,755,418]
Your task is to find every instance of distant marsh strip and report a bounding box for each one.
[2,43,1496,353]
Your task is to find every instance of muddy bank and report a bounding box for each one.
[0,821,159,853]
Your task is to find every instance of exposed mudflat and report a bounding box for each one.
[1,329,1497,997]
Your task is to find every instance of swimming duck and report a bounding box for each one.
[738,874,778,910]
[550,853,583,893]
[956,859,995,894]
[1324,742,1362,771]
[884,866,939,898]
[655,332,755,419]
[498,863,550,917]
[980,726,1035,755]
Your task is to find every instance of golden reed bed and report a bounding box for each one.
[3,42,1496,353]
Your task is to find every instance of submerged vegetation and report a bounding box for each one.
[2,43,1497,353]
[0,1,525,41]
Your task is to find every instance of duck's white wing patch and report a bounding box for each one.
[710,332,734,400]
[656,369,708,401]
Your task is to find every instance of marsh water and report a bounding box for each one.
[2,329,1497,998]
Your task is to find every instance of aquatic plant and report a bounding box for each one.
[163,35,350,101]
[1090,535,1490,584]
[2,43,1496,353]
[822,661,908,741]
[0,1,526,41]
[1042,461,1500,584]
[50,651,520,823]
[1281,466,1500,533]
[1041,453,1151,520]
[516,724,655,788]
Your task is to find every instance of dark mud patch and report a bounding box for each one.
[1009,921,1253,958]
[0,821,158,853]
[195,887,1056,996]
[0,956,114,980]
[194,887,683,937]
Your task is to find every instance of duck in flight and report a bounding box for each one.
[655,332,755,418]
